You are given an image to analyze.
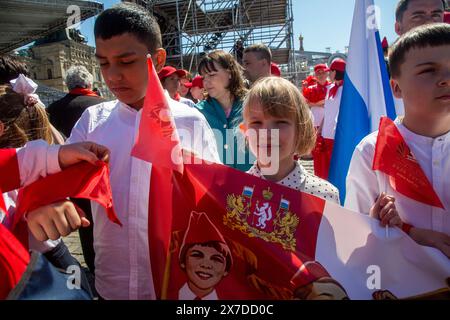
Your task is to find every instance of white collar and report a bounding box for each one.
[247,161,307,191]
[395,117,450,146]
[178,283,218,300]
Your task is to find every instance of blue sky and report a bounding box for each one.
[81,0,399,52]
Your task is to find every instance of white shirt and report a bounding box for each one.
[345,119,450,234]
[321,84,343,140]
[311,106,325,128]
[247,161,340,204]
[178,283,218,300]
[394,97,405,117]
[16,140,61,187]
[67,97,220,300]
[179,97,197,108]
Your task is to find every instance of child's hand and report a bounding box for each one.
[410,227,450,259]
[370,193,403,228]
[27,200,90,241]
[59,142,110,169]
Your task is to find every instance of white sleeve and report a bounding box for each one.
[344,139,380,215]
[16,140,61,188]
[198,116,221,164]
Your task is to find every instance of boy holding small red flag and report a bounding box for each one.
[345,23,450,258]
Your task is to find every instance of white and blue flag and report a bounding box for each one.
[329,0,397,204]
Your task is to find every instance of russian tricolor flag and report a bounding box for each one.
[329,0,397,204]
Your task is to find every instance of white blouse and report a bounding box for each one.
[247,161,340,204]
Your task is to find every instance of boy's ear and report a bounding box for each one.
[390,79,402,99]
[153,49,167,73]
[0,121,4,138]
[394,21,402,36]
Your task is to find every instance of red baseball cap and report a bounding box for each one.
[314,64,330,73]
[444,11,450,24]
[329,59,346,72]
[271,63,281,77]
[184,75,204,89]
[158,66,187,81]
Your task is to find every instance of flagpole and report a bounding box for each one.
[161,242,173,300]
[384,178,389,239]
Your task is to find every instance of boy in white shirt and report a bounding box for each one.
[345,23,450,258]
[26,3,220,300]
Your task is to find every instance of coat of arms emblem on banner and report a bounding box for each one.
[224,186,299,251]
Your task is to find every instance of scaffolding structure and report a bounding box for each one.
[126,0,296,77]
[0,0,103,54]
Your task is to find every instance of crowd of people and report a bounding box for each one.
[0,0,449,300]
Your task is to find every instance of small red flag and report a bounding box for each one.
[0,148,21,194]
[14,161,122,228]
[372,117,444,209]
[0,223,30,299]
[131,56,183,174]
[0,188,6,216]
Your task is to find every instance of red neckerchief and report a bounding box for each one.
[329,81,343,99]
[69,88,99,97]
[317,81,330,90]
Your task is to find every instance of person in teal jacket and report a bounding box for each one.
[196,50,254,171]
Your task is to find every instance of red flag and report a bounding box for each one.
[0,148,20,193]
[156,161,327,300]
[0,148,21,216]
[134,57,341,299]
[0,223,30,300]
[131,56,183,174]
[14,161,122,228]
[372,117,444,209]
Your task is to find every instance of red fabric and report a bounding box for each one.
[329,59,346,72]
[159,161,326,300]
[401,223,413,235]
[303,82,329,104]
[314,64,329,72]
[302,76,317,90]
[444,12,450,24]
[69,88,98,97]
[0,195,5,215]
[132,57,183,174]
[328,82,343,99]
[137,59,329,300]
[373,117,444,209]
[381,37,389,49]
[0,149,21,193]
[181,211,226,248]
[158,66,187,81]
[0,223,30,299]
[184,76,204,89]
[312,136,334,180]
[14,161,122,230]
[290,260,330,288]
[271,63,281,77]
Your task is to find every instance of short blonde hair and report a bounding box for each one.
[243,77,316,156]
